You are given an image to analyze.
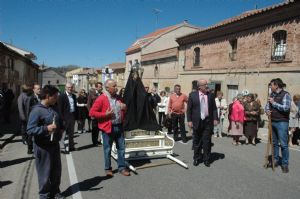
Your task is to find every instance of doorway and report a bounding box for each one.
[227,85,238,103]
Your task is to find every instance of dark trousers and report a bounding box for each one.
[64,114,75,148]
[33,143,61,199]
[77,119,86,133]
[171,113,186,140]
[193,118,212,162]
[21,120,33,151]
[158,112,166,126]
[92,119,100,145]
[3,106,11,122]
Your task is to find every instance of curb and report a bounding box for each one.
[0,134,16,149]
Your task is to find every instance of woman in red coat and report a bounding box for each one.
[229,94,245,145]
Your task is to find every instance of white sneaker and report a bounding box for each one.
[219,134,223,138]
[214,135,218,138]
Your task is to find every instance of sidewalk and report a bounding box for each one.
[0,111,20,149]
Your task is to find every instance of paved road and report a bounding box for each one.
[1,131,300,199]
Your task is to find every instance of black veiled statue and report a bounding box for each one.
[123,66,161,131]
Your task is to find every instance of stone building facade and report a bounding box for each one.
[176,0,300,105]
[125,21,201,92]
[41,67,66,91]
[0,41,39,97]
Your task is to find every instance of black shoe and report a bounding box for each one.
[93,142,102,146]
[27,149,33,154]
[182,138,188,143]
[22,139,27,145]
[193,159,200,166]
[69,147,76,152]
[267,161,279,168]
[204,161,210,167]
[54,193,65,199]
[281,165,289,173]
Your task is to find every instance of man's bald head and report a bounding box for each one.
[105,79,117,96]
[105,79,115,87]
[198,79,208,93]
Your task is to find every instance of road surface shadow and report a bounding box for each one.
[0,157,34,168]
[76,144,97,151]
[62,176,111,197]
[210,152,225,164]
[0,180,13,188]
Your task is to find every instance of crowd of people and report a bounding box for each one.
[1,77,299,198]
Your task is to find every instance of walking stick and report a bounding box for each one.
[263,115,275,171]
[263,86,275,171]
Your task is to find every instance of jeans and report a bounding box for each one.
[272,121,289,166]
[213,118,224,135]
[102,124,126,172]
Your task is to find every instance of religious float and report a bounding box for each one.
[111,63,188,171]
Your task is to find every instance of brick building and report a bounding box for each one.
[176,0,300,105]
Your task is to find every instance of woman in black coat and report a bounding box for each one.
[77,89,88,134]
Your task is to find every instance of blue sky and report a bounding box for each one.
[0,0,283,67]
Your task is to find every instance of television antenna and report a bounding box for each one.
[153,8,162,29]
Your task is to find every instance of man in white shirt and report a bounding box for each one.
[58,83,78,152]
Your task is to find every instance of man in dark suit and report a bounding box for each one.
[58,83,78,152]
[187,79,218,167]
[87,82,103,146]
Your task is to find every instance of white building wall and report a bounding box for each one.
[143,26,200,54]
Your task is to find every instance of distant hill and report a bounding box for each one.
[41,64,81,76]
[54,65,81,75]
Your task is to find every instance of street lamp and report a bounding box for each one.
[87,72,90,91]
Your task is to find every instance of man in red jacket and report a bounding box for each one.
[89,79,130,177]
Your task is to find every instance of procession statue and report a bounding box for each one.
[123,64,161,131]
[111,63,188,170]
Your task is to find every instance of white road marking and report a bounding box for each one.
[66,153,83,199]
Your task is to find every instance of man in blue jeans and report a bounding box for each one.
[265,78,291,173]
[89,79,130,177]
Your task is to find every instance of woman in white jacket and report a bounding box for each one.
[158,91,168,127]
[214,91,228,137]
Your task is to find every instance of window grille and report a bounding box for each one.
[193,47,200,66]
[271,30,287,61]
[229,39,237,61]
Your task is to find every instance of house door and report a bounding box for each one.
[208,82,221,96]
[153,82,158,90]
[227,85,238,103]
